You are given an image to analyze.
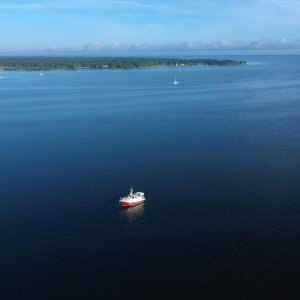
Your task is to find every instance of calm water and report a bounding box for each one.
[0,56,299,299]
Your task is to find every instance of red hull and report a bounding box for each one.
[120,200,145,207]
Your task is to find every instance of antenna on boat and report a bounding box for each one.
[130,186,134,196]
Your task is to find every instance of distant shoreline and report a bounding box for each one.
[0,57,246,71]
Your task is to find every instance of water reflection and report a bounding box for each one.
[120,203,145,222]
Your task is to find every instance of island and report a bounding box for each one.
[0,57,246,71]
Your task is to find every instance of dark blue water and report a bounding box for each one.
[0,56,299,299]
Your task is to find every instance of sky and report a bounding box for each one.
[1,0,300,55]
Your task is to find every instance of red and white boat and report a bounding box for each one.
[119,187,146,207]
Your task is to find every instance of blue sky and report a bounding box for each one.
[1,0,300,54]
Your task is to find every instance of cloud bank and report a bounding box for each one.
[50,38,300,53]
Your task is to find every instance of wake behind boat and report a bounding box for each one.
[119,187,145,207]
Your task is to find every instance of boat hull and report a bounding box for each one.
[120,199,145,207]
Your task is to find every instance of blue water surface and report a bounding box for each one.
[0,56,299,299]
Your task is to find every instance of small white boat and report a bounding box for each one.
[119,187,146,207]
[39,72,44,76]
[173,76,179,85]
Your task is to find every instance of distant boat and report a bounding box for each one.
[119,187,146,207]
[39,72,44,76]
[173,76,179,85]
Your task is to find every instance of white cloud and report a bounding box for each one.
[33,38,300,56]
[171,38,300,51]
[74,38,300,52]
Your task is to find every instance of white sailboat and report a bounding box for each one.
[173,76,179,85]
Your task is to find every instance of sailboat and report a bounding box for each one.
[173,76,179,85]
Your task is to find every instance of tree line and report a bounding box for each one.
[0,57,246,71]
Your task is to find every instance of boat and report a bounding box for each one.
[119,187,146,207]
[173,76,179,85]
[39,72,44,76]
